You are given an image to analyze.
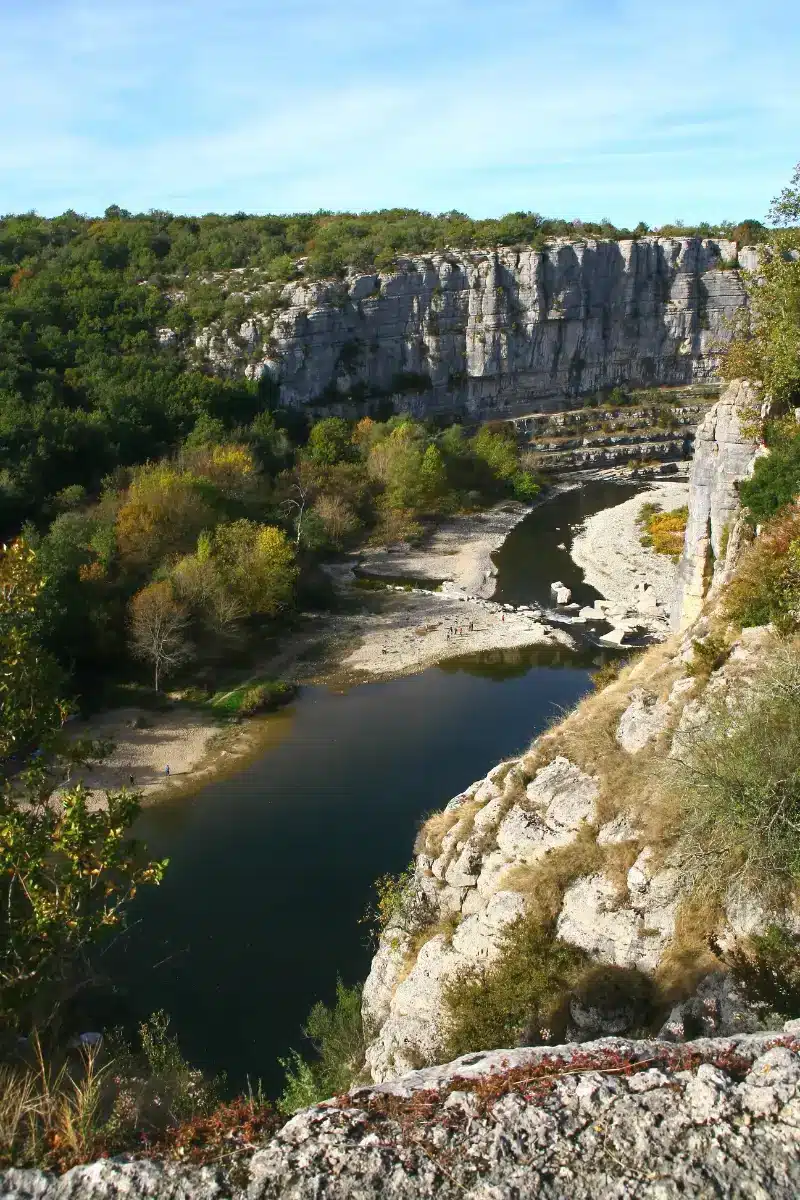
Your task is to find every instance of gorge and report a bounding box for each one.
[7,210,800,1196]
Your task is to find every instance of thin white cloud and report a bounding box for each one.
[1,0,798,221]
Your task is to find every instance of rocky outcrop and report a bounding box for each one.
[360,596,786,1081]
[6,1032,800,1198]
[194,239,749,417]
[671,378,761,629]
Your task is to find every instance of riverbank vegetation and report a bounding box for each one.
[636,502,689,560]
[13,413,538,705]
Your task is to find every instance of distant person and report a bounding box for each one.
[129,774,135,787]
[164,764,170,777]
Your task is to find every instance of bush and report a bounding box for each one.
[442,917,588,1058]
[669,646,800,901]
[0,1012,221,1171]
[278,980,364,1114]
[361,865,433,948]
[720,925,800,1021]
[590,659,624,691]
[210,678,294,716]
[739,433,800,523]
[724,508,800,631]
[686,635,731,679]
[569,964,656,1035]
[637,504,688,560]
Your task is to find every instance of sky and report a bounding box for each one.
[1,0,798,225]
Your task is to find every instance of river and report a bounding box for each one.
[103,480,640,1094]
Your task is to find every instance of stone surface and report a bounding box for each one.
[615,687,671,753]
[671,378,760,628]
[193,239,749,419]
[8,1034,800,1199]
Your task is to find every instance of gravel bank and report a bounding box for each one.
[570,480,689,629]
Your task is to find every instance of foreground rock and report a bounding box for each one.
[4,1031,799,1198]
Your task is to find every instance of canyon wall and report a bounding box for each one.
[671,378,761,628]
[194,238,752,418]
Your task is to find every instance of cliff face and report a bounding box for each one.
[194,238,749,417]
[670,379,761,629]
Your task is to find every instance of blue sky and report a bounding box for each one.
[2,0,798,223]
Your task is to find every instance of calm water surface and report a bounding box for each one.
[107,484,635,1092]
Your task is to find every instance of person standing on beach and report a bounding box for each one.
[164,764,170,777]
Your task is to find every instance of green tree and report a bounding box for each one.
[0,547,167,1031]
[419,443,448,507]
[212,520,298,617]
[306,418,354,466]
[0,541,63,760]
[278,979,364,1113]
[723,161,800,408]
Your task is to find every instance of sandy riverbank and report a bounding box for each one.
[335,500,577,677]
[353,502,535,599]
[66,705,251,806]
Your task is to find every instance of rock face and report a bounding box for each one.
[6,1032,800,1198]
[671,378,761,629]
[360,516,786,1081]
[195,239,748,417]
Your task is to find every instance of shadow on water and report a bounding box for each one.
[102,485,634,1095]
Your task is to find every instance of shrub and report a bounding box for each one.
[0,1013,221,1170]
[739,433,800,523]
[569,964,657,1034]
[210,678,294,716]
[669,646,800,901]
[442,917,588,1058]
[361,864,433,948]
[720,925,800,1020]
[724,508,800,631]
[685,635,731,679]
[590,657,627,691]
[638,505,688,560]
[278,980,365,1114]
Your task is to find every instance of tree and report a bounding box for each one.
[419,443,448,507]
[212,521,298,617]
[306,417,354,465]
[129,580,191,691]
[115,465,215,569]
[723,161,800,409]
[0,540,63,761]
[0,547,166,1032]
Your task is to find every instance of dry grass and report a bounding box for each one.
[654,891,725,1000]
[414,808,461,858]
[0,1041,110,1171]
[602,840,645,900]
[395,912,463,990]
[500,827,605,925]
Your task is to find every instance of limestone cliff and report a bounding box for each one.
[192,238,749,417]
[671,379,761,629]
